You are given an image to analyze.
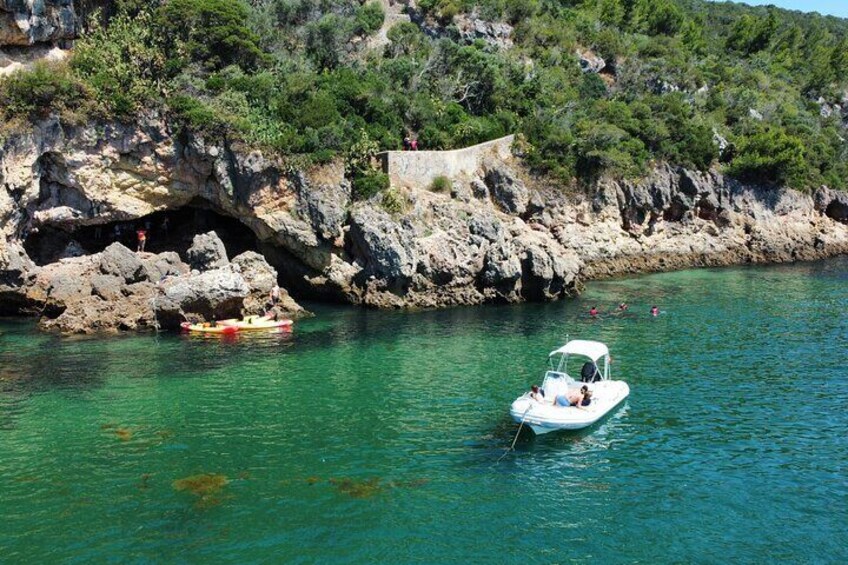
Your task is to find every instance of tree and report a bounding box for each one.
[306,14,350,70]
[728,128,807,187]
[599,0,625,28]
[727,12,777,55]
[831,37,848,83]
[156,0,266,71]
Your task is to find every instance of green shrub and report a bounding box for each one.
[430,175,451,192]
[354,2,385,36]
[0,62,93,121]
[71,11,164,117]
[381,187,407,215]
[352,171,390,200]
[167,94,228,133]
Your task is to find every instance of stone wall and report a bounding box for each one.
[377,135,514,189]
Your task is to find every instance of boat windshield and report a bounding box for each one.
[549,351,610,381]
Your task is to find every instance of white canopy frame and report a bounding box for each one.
[548,340,610,381]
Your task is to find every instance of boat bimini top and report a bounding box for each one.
[545,339,610,385]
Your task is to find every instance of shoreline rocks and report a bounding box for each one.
[0,114,847,334]
[11,238,306,334]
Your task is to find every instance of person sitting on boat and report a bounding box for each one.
[530,385,546,403]
[555,385,591,408]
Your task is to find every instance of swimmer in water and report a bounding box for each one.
[589,306,599,317]
[618,302,628,311]
[650,305,659,316]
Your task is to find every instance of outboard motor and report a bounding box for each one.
[581,361,599,383]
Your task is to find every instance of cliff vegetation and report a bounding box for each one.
[1,0,847,193]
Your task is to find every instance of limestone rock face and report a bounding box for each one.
[0,0,76,46]
[484,163,529,215]
[814,186,848,223]
[348,206,418,284]
[455,13,513,49]
[187,231,229,272]
[292,169,351,242]
[231,250,306,318]
[0,111,847,327]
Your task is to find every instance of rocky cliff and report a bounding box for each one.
[1,113,847,332]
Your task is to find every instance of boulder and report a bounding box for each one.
[577,50,605,73]
[231,251,276,294]
[99,242,147,283]
[0,241,36,289]
[187,231,229,271]
[155,268,249,326]
[230,250,306,317]
[142,251,188,282]
[484,164,529,215]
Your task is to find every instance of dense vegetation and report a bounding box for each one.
[1,0,847,192]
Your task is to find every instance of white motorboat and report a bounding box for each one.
[509,340,629,435]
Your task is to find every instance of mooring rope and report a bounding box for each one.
[497,404,532,464]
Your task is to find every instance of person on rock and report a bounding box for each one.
[136,228,147,252]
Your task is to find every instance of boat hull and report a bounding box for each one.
[510,381,630,434]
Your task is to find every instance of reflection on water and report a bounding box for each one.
[0,258,847,563]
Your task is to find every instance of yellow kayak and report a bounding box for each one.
[217,316,293,331]
[216,314,272,326]
[181,322,239,334]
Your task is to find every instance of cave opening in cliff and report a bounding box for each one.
[23,201,260,268]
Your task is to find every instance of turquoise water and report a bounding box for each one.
[1,259,847,563]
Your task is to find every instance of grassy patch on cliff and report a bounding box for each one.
[1,0,847,192]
